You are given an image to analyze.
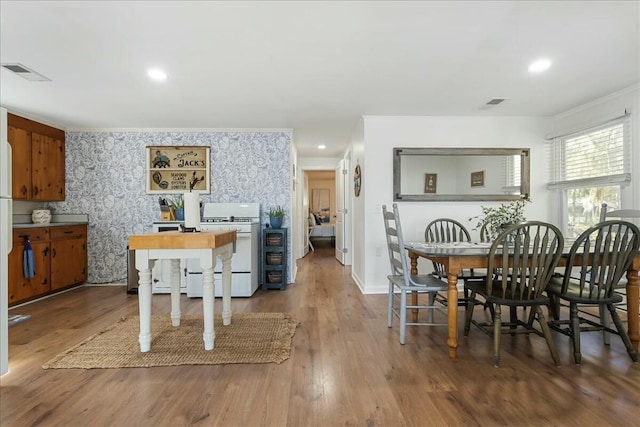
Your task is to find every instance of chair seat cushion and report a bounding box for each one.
[465,280,549,306]
[546,276,623,305]
[388,274,448,291]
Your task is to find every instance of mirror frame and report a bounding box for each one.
[393,147,530,202]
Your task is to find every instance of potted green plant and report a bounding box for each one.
[268,206,286,229]
[169,195,185,221]
[469,199,527,238]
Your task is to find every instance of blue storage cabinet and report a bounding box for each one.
[262,228,288,290]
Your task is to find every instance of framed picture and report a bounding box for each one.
[146,146,211,194]
[424,173,437,193]
[354,164,361,197]
[471,170,485,187]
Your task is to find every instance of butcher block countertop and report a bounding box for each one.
[13,222,87,229]
[129,230,237,250]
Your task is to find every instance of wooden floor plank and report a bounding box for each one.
[2,245,639,426]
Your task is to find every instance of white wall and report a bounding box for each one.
[356,115,550,294]
[291,145,299,282]
[351,119,366,290]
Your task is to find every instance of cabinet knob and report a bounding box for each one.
[33,186,39,196]
[21,185,27,195]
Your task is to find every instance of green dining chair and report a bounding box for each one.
[547,220,640,365]
[598,203,640,345]
[424,218,486,308]
[464,221,564,367]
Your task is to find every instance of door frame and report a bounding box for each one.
[296,156,352,265]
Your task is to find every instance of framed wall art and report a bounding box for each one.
[424,173,437,193]
[146,146,211,194]
[470,170,485,188]
[354,164,361,197]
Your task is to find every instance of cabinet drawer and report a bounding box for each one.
[50,225,87,240]
[13,227,49,244]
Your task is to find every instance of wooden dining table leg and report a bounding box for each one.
[626,261,639,352]
[409,252,420,322]
[447,272,459,358]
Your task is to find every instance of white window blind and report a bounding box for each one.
[547,115,631,190]
[502,155,521,193]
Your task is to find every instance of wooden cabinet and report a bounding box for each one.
[7,126,31,199]
[8,225,87,306]
[262,228,288,290]
[7,113,65,201]
[31,132,65,200]
[8,228,51,305]
[50,226,88,291]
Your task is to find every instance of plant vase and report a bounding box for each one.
[270,216,283,229]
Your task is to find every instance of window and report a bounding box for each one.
[548,115,631,237]
[502,154,521,194]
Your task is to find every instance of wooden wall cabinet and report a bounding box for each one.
[8,225,87,306]
[7,113,65,201]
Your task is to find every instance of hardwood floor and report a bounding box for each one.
[2,246,639,426]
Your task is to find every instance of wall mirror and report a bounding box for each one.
[393,147,530,201]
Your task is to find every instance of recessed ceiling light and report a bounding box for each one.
[147,68,167,81]
[318,145,326,150]
[528,58,551,73]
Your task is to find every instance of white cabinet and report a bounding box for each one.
[151,259,187,294]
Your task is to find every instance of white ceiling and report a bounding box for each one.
[1,1,638,158]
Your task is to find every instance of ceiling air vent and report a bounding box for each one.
[1,63,51,81]
[479,97,508,110]
[486,98,507,105]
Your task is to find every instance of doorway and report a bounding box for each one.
[305,170,336,254]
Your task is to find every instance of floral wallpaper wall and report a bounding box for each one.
[48,131,292,284]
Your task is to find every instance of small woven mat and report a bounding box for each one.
[43,313,298,369]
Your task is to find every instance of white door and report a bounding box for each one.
[335,159,346,264]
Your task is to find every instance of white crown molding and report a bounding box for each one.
[553,83,640,120]
[65,127,293,133]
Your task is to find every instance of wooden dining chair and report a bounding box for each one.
[547,220,640,364]
[598,203,640,344]
[383,204,448,344]
[424,218,485,308]
[463,221,564,367]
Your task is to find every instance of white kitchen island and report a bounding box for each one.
[128,230,236,352]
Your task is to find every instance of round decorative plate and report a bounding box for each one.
[354,164,361,197]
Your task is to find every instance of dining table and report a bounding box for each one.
[406,241,640,359]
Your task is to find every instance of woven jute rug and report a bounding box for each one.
[43,313,298,369]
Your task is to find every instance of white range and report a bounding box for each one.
[151,202,260,297]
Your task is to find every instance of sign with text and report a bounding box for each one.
[146,146,210,194]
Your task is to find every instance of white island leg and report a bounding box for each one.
[135,251,154,353]
[200,252,215,350]
[169,259,181,327]
[219,245,233,326]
